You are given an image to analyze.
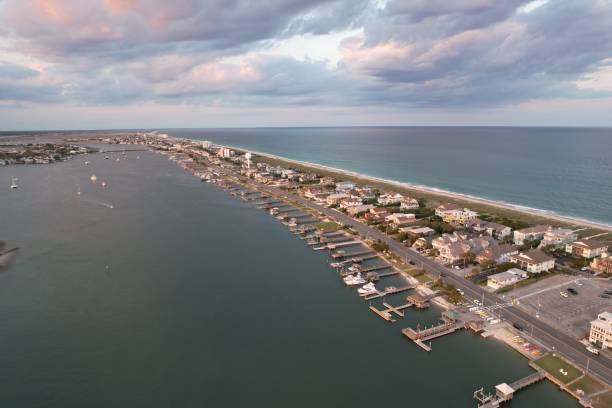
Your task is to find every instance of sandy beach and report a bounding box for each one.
[222,144,612,234]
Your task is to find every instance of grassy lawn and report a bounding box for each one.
[592,390,612,408]
[316,221,340,233]
[415,274,432,283]
[569,375,607,396]
[533,354,582,384]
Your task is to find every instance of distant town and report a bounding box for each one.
[4,132,612,407]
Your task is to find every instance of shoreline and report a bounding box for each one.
[219,143,612,233]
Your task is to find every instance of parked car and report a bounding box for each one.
[600,294,610,299]
[567,288,578,295]
[513,323,525,331]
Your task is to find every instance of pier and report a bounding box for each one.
[402,321,464,351]
[369,301,413,322]
[327,241,361,250]
[473,371,546,407]
[363,285,414,300]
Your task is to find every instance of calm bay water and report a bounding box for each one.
[164,127,612,226]
[0,150,577,407]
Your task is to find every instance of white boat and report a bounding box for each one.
[101,181,107,188]
[90,175,97,183]
[343,273,366,286]
[84,161,89,165]
[10,177,18,189]
[358,282,377,295]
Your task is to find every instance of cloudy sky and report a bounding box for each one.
[1,0,611,129]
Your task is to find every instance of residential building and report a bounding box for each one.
[540,227,578,248]
[319,176,335,186]
[477,243,519,264]
[326,193,349,206]
[217,147,233,158]
[565,239,609,259]
[468,219,512,239]
[513,225,549,245]
[335,181,355,191]
[385,213,417,228]
[487,268,528,290]
[589,312,612,350]
[400,197,420,210]
[432,234,471,264]
[347,204,374,217]
[591,253,612,274]
[377,192,404,206]
[509,249,555,273]
[398,226,435,238]
[435,203,477,225]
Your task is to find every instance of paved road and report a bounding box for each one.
[232,177,612,385]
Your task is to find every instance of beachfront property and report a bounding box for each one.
[365,207,390,222]
[435,203,477,225]
[377,192,404,205]
[565,239,609,259]
[217,147,233,158]
[335,181,355,192]
[513,225,549,245]
[467,219,512,240]
[539,227,578,248]
[476,243,519,264]
[591,253,612,274]
[400,197,420,210]
[509,249,555,273]
[487,268,528,290]
[589,312,612,350]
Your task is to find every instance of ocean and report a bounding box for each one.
[0,148,577,407]
[163,127,612,226]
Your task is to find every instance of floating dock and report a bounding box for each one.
[364,285,414,300]
[369,302,413,322]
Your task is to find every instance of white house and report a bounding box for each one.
[487,268,528,290]
[540,227,578,248]
[509,249,555,273]
[435,203,477,225]
[565,239,609,259]
[513,225,549,245]
[400,197,420,210]
[335,181,355,192]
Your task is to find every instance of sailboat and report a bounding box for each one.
[10,177,18,189]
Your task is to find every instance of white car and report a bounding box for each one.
[575,280,583,286]
[560,291,569,298]
[586,345,600,355]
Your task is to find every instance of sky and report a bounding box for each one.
[1,0,612,130]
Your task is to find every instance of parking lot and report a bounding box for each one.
[506,275,611,339]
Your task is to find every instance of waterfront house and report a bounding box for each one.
[565,239,609,259]
[377,192,404,206]
[335,181,356,192]
[589,312,612,350]
[400,197,420,211]
[435,203,477,225]
[468,219,512,239]
[487,268,528,290]
[509,249,555,273]
[540,227,578,248]
[477,243,519,264]
[590,253,612,274]
[365,207,389,222]
[513,225,549,245]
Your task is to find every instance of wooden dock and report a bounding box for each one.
[369,302,413,322]
[364,285,414,300]
[402,321,464,351]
